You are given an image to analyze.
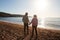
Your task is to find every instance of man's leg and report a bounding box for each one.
[26,23,29,34]
[24,23,26,36]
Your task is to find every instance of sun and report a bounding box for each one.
[32,0,49,18]
[34,0,48,10]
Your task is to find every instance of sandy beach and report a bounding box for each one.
[0,21,60,40]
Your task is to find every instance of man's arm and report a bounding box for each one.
[27,16,29,22]
[22,16,24,22]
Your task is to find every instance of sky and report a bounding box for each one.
[0,0,60,18]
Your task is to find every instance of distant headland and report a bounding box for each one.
[0,12,23,17]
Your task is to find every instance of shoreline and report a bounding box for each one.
[0,21,60,32]
[0,21,60,30]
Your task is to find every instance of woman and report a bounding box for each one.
[29,15,38,39]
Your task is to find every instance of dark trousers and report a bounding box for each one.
[24,23,29,36]
[31,25,37,37]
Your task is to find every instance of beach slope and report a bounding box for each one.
[0,21,60,40]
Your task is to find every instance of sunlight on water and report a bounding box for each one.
[38,18,56,29]
[38,18,45,28]
[38,18,60,30]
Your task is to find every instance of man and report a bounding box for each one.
[22,12,29,36]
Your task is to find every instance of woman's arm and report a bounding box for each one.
[28,18,33,25]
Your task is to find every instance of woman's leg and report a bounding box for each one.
[30,26,34,40]
[31,26,34,37]
[35,26,38,37]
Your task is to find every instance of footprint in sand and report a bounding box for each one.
[23,34,39,40]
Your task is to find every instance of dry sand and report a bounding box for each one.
[0,21,60,40]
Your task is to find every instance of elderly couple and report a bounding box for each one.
[22,12,38,38]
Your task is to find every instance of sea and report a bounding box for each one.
[0,17,60,30]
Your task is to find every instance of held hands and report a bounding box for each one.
[28,22,31,25]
